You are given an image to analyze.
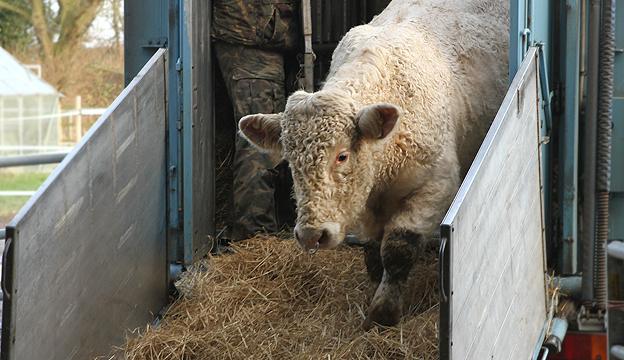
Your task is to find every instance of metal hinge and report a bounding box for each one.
[536,42,553,138]
[175,58,182,72]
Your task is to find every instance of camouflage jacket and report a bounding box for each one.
[212,0,300,50]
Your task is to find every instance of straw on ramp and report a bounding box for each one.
[124,236,439,359]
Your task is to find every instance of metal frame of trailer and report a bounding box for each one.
[125,0,215,272]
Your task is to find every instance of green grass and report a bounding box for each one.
[0,171,51,217]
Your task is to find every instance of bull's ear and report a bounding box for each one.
[239,113,283,152]
[356,103,401,140]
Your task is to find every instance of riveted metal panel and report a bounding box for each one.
[180,0,214,264]
[1,49,169,360]
[559,0,581,274]
[124,0,168,84]
[440,48,547,360]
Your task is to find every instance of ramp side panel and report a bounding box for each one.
[3,49,168,360]
[185,0,214,261]
[441,48,547,360]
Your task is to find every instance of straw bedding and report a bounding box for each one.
[124,236,439,359]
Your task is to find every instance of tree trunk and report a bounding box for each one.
[111,0,122,58]
[30,0,54,60]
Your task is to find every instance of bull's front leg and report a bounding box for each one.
[360,210,386,288]
[363,238,383,285]
[363,167,459,329]
[364,229,425,329]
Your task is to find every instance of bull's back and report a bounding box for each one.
[372,0,509,174]
[327,0,508,175]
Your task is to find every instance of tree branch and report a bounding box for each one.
[55,0,103,56]
[0,1,30,20]
[111,0,122,53]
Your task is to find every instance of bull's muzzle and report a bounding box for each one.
[294,223,341,251]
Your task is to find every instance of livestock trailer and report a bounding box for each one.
[1,0,623,359]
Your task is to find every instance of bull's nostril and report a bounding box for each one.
[318,230,329,245]
[295,226,333,250]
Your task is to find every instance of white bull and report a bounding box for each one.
[239,0,508,327]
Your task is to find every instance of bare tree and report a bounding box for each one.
[0,0,104,87]
[111,0,122,57]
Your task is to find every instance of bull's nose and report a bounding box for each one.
[294,225,329,250]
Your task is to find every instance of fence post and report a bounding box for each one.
[0,98,4,150]
[17,97,23,155]
[75,96,82,142]
[37,95,43,148]
[56,101,64,146]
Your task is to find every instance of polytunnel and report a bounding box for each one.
[0,47,61,157]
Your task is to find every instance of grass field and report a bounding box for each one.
[0,171,51,225]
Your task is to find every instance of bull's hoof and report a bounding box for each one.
[363,297,402,330]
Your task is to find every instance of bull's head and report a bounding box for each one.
[239,90,401,251]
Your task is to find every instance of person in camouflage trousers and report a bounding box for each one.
[212,0,299,241]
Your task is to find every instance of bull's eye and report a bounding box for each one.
[336,151,349,164]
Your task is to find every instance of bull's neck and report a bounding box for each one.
[320,61,391,106]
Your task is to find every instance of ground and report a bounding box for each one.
[0,171,50,227]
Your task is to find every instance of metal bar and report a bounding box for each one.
[560,0,581,274]
[0,145,72,152]
[537,44,552,137]
[0,191,36,197]
[536,43,552,265]
[0,229,4,240]
[0,152,68,168]
[439,225,452,360]
[594,0,616,311]
[302,0,315,91]
[167,0,183,266]
[553,275,582,298]
[578,0,587,108]
[181,0,194,265]
[509,0,527,78]
[612,345,624,360]
[544,318,569,353]
[3,109,105,122]
[608,241,624,260]
[581,0,601,302]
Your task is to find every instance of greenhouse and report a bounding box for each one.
[0,47,61,157]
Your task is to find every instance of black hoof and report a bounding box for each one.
[363,298,402,330]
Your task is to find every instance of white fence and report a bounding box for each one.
[0,107,105,157]
[0,106,106,196]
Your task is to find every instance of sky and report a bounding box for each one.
[87,0,124,47]
[46,0,124,47]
